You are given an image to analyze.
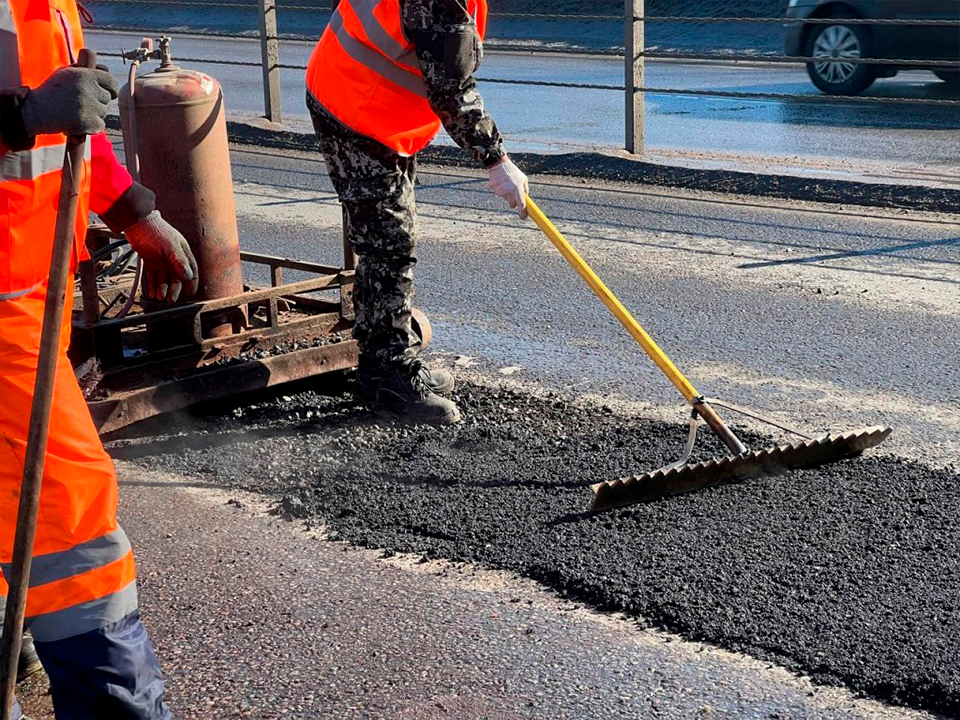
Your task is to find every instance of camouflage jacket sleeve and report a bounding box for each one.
[400,0,506,166]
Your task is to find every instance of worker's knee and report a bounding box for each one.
[345,190,418,257]
[356,254,417,294]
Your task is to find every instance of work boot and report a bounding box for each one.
[355,362,461,425]
[356,359,455,398]
[17,634,43,684]
[418,365,455,395]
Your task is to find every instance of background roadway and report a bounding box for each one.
[87,31,960,187]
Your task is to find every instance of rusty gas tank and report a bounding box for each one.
[120,43,244,338]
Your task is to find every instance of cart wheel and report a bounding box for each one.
[411,308,433,350]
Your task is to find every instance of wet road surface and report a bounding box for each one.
[87,31,960,185]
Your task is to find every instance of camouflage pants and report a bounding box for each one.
[308,93,420,367]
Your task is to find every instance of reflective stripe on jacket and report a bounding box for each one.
[306,0,488,157]
[0,0,92,298]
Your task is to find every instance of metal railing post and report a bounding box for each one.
[258,0,282,123]
[624,0,644,154]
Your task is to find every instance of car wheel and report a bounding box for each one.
[934,70,960,86]
[805,23,877,95]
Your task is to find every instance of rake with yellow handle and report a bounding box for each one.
[525,196,891,512]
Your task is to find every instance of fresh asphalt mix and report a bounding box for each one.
[93,148,960,717]
[109,377,960,717]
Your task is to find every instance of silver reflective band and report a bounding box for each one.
[1,528,132,589]
[27,581,139,642]
[0,0,20,88]
[329,12,427,98]
[347,0,419,68]
[1,143,68,181]
[0,281,42,301]
[0,141,92,182]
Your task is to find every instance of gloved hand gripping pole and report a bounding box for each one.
[0,49,98,720]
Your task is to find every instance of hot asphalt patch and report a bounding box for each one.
[110,379,960,717]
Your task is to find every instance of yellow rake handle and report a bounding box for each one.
[526,196,700,404]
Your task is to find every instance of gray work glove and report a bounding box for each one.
[487,157,529,220]
[124,211,200,304]
[20,64,118,137]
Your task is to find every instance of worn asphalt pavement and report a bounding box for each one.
[221,147,960,465]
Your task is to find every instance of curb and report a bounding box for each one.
[108,115,960,215]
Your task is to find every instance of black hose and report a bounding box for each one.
[91,238,130,261]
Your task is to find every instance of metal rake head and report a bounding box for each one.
[590,426,892,512]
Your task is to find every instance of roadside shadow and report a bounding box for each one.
[411,186,960,269]
[775,97,960,131]
[695,79,960,131]
[411,206,960,286]
[740,235,960,270]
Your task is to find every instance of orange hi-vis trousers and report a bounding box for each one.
[0,280,138,642]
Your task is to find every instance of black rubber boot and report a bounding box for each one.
[355,361,460,425]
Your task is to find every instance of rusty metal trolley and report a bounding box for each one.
[70,38,429,433]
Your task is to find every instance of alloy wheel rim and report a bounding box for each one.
[812,25,862,84]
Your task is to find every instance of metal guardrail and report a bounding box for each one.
[619,1,960,152]
[91,0,960,153]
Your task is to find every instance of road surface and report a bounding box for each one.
[17,147,959,719]
[22,466,942,720]
[210,145,960,469]
[86,30,960,187]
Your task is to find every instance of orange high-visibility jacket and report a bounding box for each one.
[307,0,488,157]
[0,0,136,299]
[0,0,140,642]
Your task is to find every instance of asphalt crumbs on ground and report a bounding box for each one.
[109,378,960,718]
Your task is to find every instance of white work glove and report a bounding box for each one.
[21,64,118,137]
[124,211,199,304]
[487,157,529,220]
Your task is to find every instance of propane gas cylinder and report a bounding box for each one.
[120,39,244,338]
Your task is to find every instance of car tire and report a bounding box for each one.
[934,70,960,86]
[805,22,877,95]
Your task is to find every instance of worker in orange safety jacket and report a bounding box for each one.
[0,0,197,717]
[306,0,529,425]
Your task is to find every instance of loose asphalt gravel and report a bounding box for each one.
[108,376,960,718]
